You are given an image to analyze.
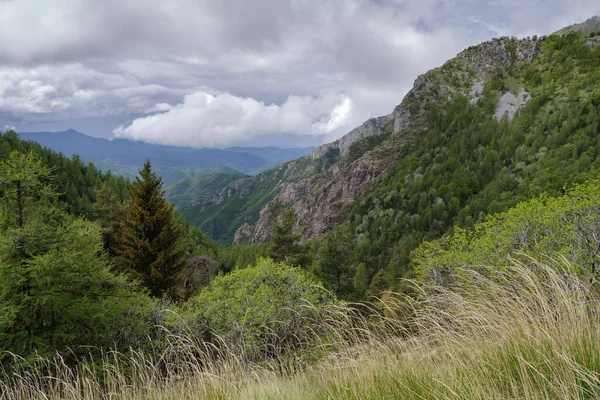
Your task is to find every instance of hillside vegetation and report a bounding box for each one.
[3,20,600,400]
[165,172,246,210]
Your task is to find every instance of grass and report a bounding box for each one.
[2,257,600,399]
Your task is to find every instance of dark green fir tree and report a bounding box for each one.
[119,161,186,297]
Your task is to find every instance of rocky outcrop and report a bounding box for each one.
[555,16,600,36]
[470,81,484,105]
[586,36,600,49]
[495,90,531,121]
[309,113,395,160]
[233,222,254,244]
[457,38,538,77]
[247,142,394,243]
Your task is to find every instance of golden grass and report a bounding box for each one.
[3,257,600,399]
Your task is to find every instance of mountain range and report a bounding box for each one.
[19,129,313,185]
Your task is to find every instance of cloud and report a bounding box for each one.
[0,64,184,121]
[1,0,600,145]
[113,91,353,147]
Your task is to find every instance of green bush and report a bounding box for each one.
[184,258,343,364]
[413,178,600,288]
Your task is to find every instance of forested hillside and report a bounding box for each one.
[0,130,128,218]
[337,32,600,298]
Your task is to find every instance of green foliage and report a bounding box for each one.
[0,152,153,362]
[184,258,338,363]
[93,181,128,260]
[270,209,309,266]
[0,151,55,231]
[223,242,271,271]
[165,172,245,210]
[186,225,224,261]
[119,161,187,297]
[0,131,127,219]
[313,226,356,298]
[413,178,600,287]
[330,33,600,298]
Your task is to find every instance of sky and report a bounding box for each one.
[1,0,599,148]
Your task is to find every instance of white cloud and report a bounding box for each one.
[113,92,353,147]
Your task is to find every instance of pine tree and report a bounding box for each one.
[119,161,186,297]
[93,182,127,260]
[314,227,354,297]
[269,209,307,265]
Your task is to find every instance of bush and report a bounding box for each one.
[184,258,343,364]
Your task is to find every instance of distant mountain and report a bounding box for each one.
[225,146,314,165]
[18,130,313,185]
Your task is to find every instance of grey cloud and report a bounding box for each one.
[0,64,184,120]
[1,0,600,146]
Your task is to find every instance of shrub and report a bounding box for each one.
[184,258,343,364]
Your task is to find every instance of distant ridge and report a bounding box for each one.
[18,130,313,184]
[554,15,600,35]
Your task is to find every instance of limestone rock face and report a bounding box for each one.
[457,38,538,77]
[495,90,531,121]
[233,222,254,244]
[309,113,394,160]
[586,36,600,49]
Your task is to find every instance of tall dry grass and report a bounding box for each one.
[2,256,600,399]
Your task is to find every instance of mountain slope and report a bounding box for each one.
[165,172,246,210]
[246,37,540,245]
[185,36,537,246]
[555,15,600,35]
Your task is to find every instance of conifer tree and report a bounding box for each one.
[119,161,186,297]
[269,209,307,266]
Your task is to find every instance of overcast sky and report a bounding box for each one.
[1,0,599,148]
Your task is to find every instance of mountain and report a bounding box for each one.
[19,130,313,185]
[225,146,315,165]
[183,23,600,289]
[554,15,600,36]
